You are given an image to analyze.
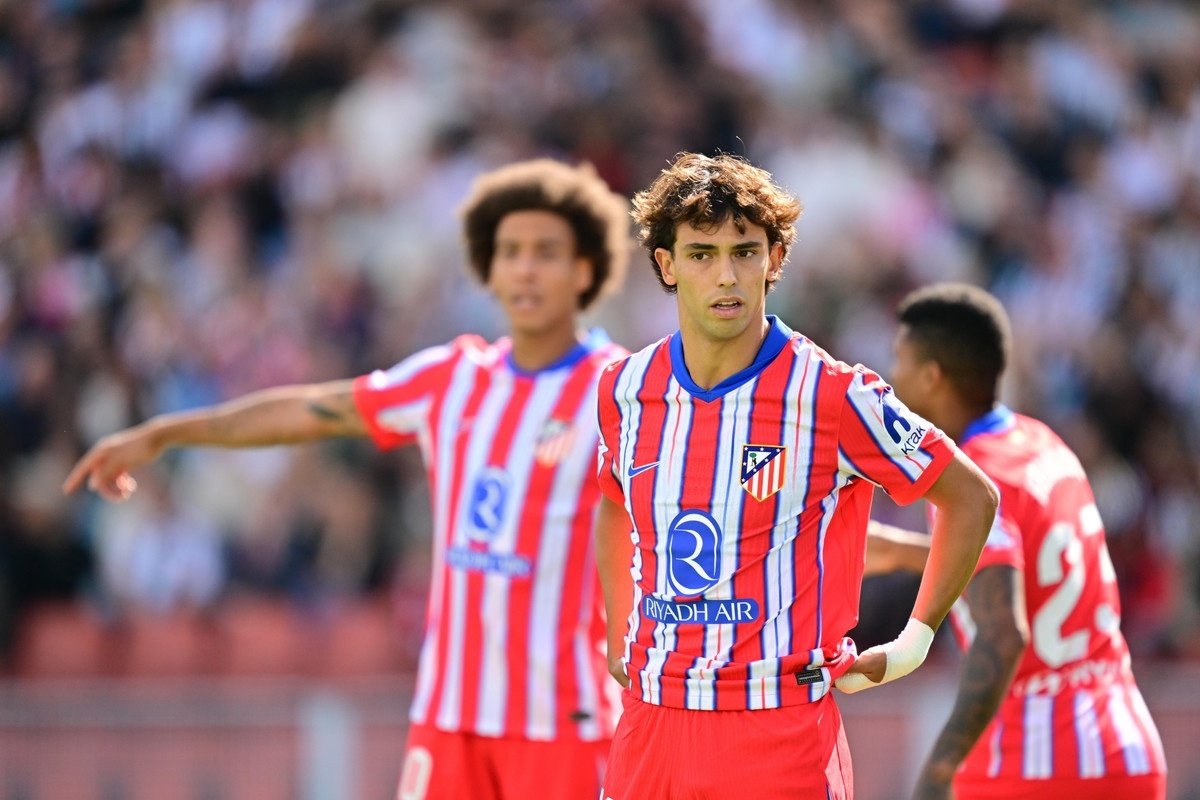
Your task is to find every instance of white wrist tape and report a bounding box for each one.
[835,617,935,694]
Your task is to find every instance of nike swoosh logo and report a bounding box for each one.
[628,461,660,478]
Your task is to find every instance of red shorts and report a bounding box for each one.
[395,723,609,800]
[953,772,1166,800]
[601,692,853,800]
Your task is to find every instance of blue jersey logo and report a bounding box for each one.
[666,510,722,596]
[467,468,510,542]
[882,390,913,444]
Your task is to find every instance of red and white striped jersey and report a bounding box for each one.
[946,407,1166,783]
[596,316,954,711]
[353,330,626,742]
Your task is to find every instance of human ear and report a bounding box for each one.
[654,247,677,287]
[766,242,784,283]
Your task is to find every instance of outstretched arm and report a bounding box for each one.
[594,495,635,688]
[865,521,931,576]
[913,565,1028,800]
[63,380,366,501]
[839,450,997,689]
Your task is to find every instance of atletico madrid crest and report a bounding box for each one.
[535,418,576,466]
[741,444,786,501]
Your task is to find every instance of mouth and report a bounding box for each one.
[710,297,744,318]
[509,294,542,312]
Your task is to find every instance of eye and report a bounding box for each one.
[735,249,757,259]
[689,252,711,261]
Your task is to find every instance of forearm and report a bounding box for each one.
[594,497,634,679]
[916,566,1027,797]
[142,381,363,451]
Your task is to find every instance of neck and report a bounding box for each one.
[508,321,584,372]
[935,401,991,442]
[678,316,770,390]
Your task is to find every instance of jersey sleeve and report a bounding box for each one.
[352,342,458,451]
[836,366,955,505]
[594,359,627,504]
[972,484,1025,574]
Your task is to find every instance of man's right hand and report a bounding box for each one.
[62,425,162,501]
[608,653,629,688]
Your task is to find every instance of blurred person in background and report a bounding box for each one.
[63,158,632,800]
[593,153,996,799]
[866,283,1166,800]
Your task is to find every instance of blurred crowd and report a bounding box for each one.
[1,0,1197,665]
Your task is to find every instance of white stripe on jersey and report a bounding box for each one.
[571,510,602,742]
[526,375,594,740]
[646,378,690,707]
[987,722,1004,777]
[1108,684,1151,775]
[1022,695,1054,779]
[948,597,977,646]
[411,352,480,725]
[437,367,517,731]
[1128,684,1166,774]
[375,398,431,439]
[476,369,568,736]
[1073,691,1106,778]
[1079,503,1104,536]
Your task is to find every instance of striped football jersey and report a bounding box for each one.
[353,330,626,742]
[596,316,954,711]
[946,406,1166,783]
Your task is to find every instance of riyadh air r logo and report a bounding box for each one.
[467,467,510,542]
[666,510,722,596]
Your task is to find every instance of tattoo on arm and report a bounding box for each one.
[924,566,1026,773]
[307,401,345,422]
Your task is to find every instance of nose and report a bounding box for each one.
[511,253,538,279]
[716,255,737,288]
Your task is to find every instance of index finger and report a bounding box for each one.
[62,450,98,495]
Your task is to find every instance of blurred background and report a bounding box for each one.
[0,0,1198,797]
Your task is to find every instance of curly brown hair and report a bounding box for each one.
[460,159,631,310]
[631,153,802,293]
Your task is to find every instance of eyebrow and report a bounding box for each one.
[679,240,764,251]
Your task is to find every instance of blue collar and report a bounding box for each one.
[961,404,1015,445]
[506,328,610,377]
[669,315,793,402]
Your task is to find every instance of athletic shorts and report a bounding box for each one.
[601,692,853,800]
[953,772,1166,800]
[395,723,609,800]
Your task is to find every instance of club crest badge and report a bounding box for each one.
[741,444,786,502]
[535,418,575,466]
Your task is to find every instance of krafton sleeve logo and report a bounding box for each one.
[666,510,722,596]
[881,389,929,455]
